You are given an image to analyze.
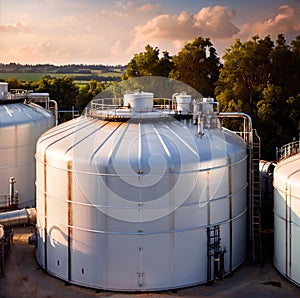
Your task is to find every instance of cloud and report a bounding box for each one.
[131,6,238,45]
[114,11,130,18]
[239,5,300,39]
[128,4,300,60]
[111,40,122,55]
[114,1,133,10]
[57,16,77,32]
[137,4,160,13]
[113,0,134,18]
[128,6,239,56]
[17,42,57,56]
[193,6,238,38]
[95,10,107,19]
[0,22,31,34]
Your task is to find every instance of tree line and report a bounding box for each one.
[2,34,300,159]
[3,76,105,121]
[123,34,300,160]
[0,63,125,73]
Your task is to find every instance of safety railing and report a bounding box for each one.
[0,194,19,211]
[0,226,4,276]
[85,97,179,120]
[6,89,27,100]
[276,140,300,161]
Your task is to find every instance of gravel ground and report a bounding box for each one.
[0,226,299,298]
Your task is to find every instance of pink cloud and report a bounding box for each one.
[137,4,160,13]
[193,6,238,38]
[239,5,300,39]
[0,22,31,34]
[132,6,239,43]
[95,11,107,19]
[114,1,133,10]
[128,4,300,60]
[127,5,239,58]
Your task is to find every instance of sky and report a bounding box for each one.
[0,0,299,65]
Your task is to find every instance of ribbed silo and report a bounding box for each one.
[35,91,248,291]
[273,142,300,286]
[0,84,55,208]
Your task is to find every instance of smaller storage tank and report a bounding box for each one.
[0,82,8,100]
[175,92,192,114]
[0,87,55,208]
[273,142,300,286]
[123,91,153,112]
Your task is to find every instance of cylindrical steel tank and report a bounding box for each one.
[0,83,8,100]
[0,95,55,207]
[260,160,276,202]
[260,160,276,230]
[35,92,248,291]
[273,150,300,286]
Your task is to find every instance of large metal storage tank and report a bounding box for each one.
[35,91,248,291]
[0,84,55,207]
[273,142,300,286]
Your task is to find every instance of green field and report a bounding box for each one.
[0,72,122,82]
[0,72,49,81]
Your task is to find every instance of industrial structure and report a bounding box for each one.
[1,74,300,294]
[0,82,56,208]
[273,140,300,286]
[33,91,261,291]
[0,82,56,274]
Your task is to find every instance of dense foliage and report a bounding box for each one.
[215,34,300,159]
[123,45,173,78]
[170,37,221,97]
[2,76,105,122]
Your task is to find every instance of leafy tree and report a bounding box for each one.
[256,84,283,157]
[286,95,300,132]
[5,77,38,91]
[291,35,300,95]
[170,37,221,97]
[76,80,104,113]
[37,76,52,92]
[123,45,173,79]
[6,77,22,89]
[215,34,300,159]
[215,35,273,115]
[269,34,293,97]
[36,76,78,117]
[157,51,173,77]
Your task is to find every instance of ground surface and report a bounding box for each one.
[0,226,299,298]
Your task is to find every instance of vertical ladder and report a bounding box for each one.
[207,225,222,284]
[217,112,262,264]
[250,129,262,263]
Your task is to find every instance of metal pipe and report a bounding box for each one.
[218,112,252,137]
[0,208,36,227]
[9,177,16,206]
[49,99,58,125]
[0,225,4,275]
[171,93,181,111]
[217,112,254,260]
[197,116,204,137]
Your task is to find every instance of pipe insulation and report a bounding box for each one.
[0,208,36,227]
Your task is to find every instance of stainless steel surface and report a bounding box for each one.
[0,208,36,227]
[0,100,55,207]
[273,152,300,286]
[35,94,248,291]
